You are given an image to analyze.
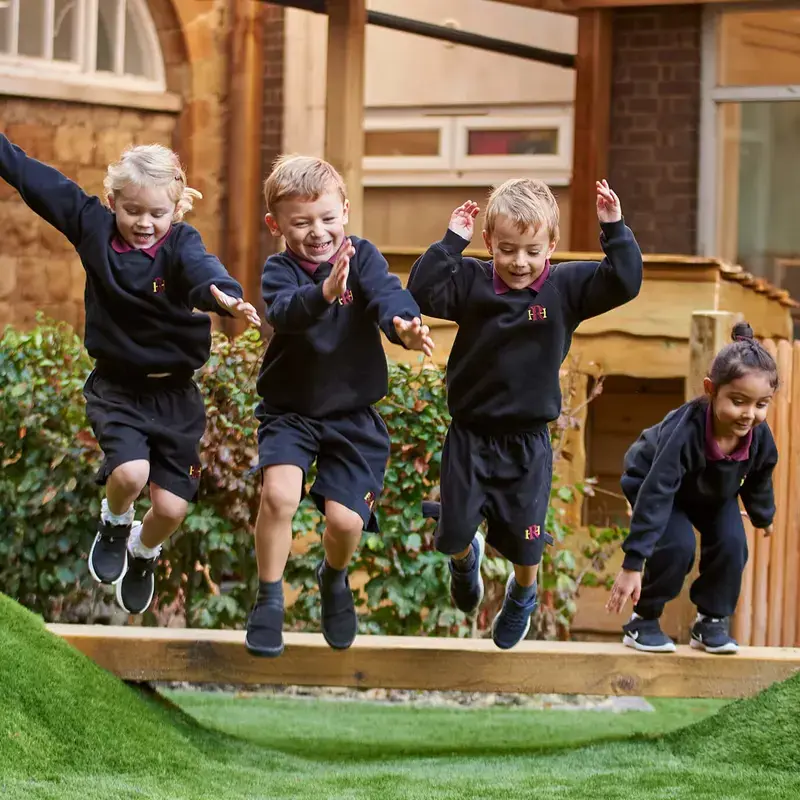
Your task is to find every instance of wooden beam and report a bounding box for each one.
[48,625,800,699]
[569,9,613,252]
[325,0,366,235]
[225,0,265,335]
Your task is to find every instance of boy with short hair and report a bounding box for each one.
[245,154,434,658]
[409,178,643,650]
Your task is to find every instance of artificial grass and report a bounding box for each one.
[2,591,799,799]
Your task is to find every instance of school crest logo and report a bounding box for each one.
[153,277,166,294]
[524,524,541,540]
[338,289,354,306]
[741,474,747,487]
[527,305,547,321]
[189,463,202,479]
[364,490,376,510]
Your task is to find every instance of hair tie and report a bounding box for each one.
[734,335,750,342]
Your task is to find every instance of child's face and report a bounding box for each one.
[482,215,557,291]
[266,190,349,265]
[706,371,774,437]
[109,184,175,249]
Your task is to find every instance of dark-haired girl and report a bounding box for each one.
[606,321,779,654]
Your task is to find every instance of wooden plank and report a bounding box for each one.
[47,624,800,700]
[325,0,366,235]
[732,514,756,646]
[768,339,792,645]
[717,281,793,341]
[569,9,612,252]
[225,0,265,335]
[788,343,800,646]
[753,338,778,646]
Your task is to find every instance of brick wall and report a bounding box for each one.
[0,101,177,333]
[608,5,702,255]
[259,3,285,271]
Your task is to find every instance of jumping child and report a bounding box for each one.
[409,178,643,650]
[245,155,434,658]
[0,134,260,616]
[606,322,778,655]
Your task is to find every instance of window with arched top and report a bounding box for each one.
[0,0,166,92]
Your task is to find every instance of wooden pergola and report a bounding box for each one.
[269,0,746,249]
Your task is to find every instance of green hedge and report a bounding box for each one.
[0,318,624,638]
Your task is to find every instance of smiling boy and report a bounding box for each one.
[408,178,643,649]
[245,155,434,658]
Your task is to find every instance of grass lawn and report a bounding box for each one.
[2,593,799,799]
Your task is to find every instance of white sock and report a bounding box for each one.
[629,612,642,622]
[101,498,134,526]
[128,524,162,561]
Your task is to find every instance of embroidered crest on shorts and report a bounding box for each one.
[524,524,541,540]
[189,463,202,479]
[364,490,376,510]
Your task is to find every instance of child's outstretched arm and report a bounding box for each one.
[564,181,643,323]
[357,239,434,356]
[0,133,93,247]
[178,226,259,326]
[406,202,479,322]
[740,427,778,535]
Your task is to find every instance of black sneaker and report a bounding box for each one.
[316,561,357,650]
[116,553,157,615]
[622,616,676,652]
[491,574,537,650]
[449,532,485,614]
[245,599,285,658]
[88,519,131,584]
[691,616,739,654]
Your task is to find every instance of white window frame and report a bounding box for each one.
[363,107,573,188]
[697,2,800,256]
[0,0,167,95]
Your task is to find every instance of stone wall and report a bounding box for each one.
[0,101,178,333]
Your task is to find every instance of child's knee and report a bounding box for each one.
[108,460,149,497]
[260,470,302,522]
[324,501,363,538]
[150,490,189,527]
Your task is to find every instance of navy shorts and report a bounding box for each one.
[436,419,553,566]
[83,369,206,502]
[255,403,390,532]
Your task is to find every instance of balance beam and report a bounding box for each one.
[48,625,800,699]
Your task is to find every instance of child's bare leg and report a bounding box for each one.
[105,460,149,516]
[117,483,188,616]
[513,563,539,587]
[255,465,303,582]
[90,460,149,585]
[317,500,364,650]
[245,465,303,658]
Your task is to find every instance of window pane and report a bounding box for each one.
[716,101,800,292]
[467,128,558,157]
[19,0,45,58]
[53,0,77,62]
[96,0,119,72]
[718,10,800,86]
[364,129,440,157]
[0,5,10,54]
[123,0,145,76]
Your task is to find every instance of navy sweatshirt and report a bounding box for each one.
[258,235,421,417]
[0,134,243,378]
[407,220,643,432]
[620,399,778,571]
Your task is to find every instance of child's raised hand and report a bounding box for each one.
[393,316,434,358]
[322,239,355,303]
[596,179,622,224]
[448,201,480,242]
[763,523,775,537]
[605,568,642,614]
[210,285,261,328]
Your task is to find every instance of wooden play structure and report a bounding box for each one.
[47,624,800,699]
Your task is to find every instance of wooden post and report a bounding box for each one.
[569,9,612,252]
[733,514,756,646]
[666,311,741,642]
[789,342,800,646]
[225,0,266,336]
[325,0,366,235]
